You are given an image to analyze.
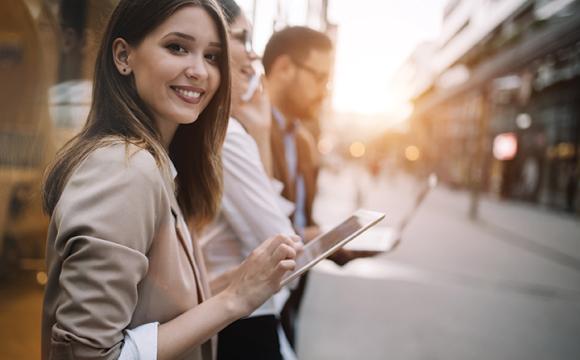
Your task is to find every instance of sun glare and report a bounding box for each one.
[328,0,445,121]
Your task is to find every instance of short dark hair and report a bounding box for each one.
[262,26,332,75]
[217,0,241,24]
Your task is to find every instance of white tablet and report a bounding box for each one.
[281,209,386,286]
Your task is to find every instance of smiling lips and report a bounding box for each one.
[171,85,205,104]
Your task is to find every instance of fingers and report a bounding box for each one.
[262,234,283,254]
[264,234,292,254]
[272,259,297,290]
[249,234,302,286]
[277,259,296,272]
[271,243,297,264]
[287,235,303,254]
[288,234,302,243]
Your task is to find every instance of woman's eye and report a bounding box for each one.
[166,43,187,54]
[205,53,220,64]
[233,34,245,44]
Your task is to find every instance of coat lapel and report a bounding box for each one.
[271,114,295,202]
[172,204,215,360]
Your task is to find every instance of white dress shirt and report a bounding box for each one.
[272,108,307,235]
[201,118,297,360]
[201,118,296,315]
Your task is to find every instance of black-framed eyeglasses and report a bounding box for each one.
[291,59,330,85]
[229,28,253,54]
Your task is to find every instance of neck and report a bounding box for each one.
[158,121,178,150]
[268,83,297,125]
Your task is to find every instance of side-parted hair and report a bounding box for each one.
[217,0,241,24]
[42,0,231,231]
[262,26,332,76]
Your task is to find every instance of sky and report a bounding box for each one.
[237,0,447,122]
[328,0,446,117]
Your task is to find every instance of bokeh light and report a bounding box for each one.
[405,145,420,161]
[349,141,366,158]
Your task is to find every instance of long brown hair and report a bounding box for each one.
[42,0,231,230]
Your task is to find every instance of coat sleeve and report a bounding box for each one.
[47,146,166,360]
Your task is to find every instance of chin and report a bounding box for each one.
[174,113,200,125]
[302,104,322,119]
[304,110,320,120]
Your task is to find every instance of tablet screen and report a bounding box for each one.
[281,209,385,286]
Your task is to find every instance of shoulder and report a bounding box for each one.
[88,142,158,171]
[227,117,246,134]
[224,118,259,154]
[56,141,170,222]
[81,141,166,185]
[58,141,172,209]
[225,117,252,142]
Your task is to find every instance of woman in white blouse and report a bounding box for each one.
[201,1,299,359]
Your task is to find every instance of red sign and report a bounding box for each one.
[493,133,518,160]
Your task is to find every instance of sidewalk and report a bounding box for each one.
[296,163,580,360]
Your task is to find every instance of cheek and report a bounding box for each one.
[307,85,323,103]
[292,82,308,102]
[231,44,246,67]
[207,66,221,99]
[132,73,152,104]
[135,67,174,104]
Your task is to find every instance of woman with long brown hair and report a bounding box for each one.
[41,1,301,359]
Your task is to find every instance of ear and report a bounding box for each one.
[112,37,133,76]
[270,54,295,82]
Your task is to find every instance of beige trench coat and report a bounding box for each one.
[42,142,213,360]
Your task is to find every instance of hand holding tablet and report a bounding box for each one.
[281,209,385,286]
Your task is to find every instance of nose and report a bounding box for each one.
[185,54,209,81]
[248,49,259,61]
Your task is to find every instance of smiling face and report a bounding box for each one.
[118,5,222,144]
[229,13,257,102]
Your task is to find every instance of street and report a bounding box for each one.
[296,163,580,360]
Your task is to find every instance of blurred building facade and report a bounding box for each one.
[0,0,118,271]
[405,0,580,214]
[236,0,331,54]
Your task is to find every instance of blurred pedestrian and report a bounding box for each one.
[40,1,301,359]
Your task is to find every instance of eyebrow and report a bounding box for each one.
[162,32,222,47]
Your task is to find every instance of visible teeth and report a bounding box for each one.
[175,88,201,99]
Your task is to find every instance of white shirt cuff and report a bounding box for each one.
[119,322,159,360]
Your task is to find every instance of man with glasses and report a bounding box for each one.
[262,26,359,349]
[263,26,332,244]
